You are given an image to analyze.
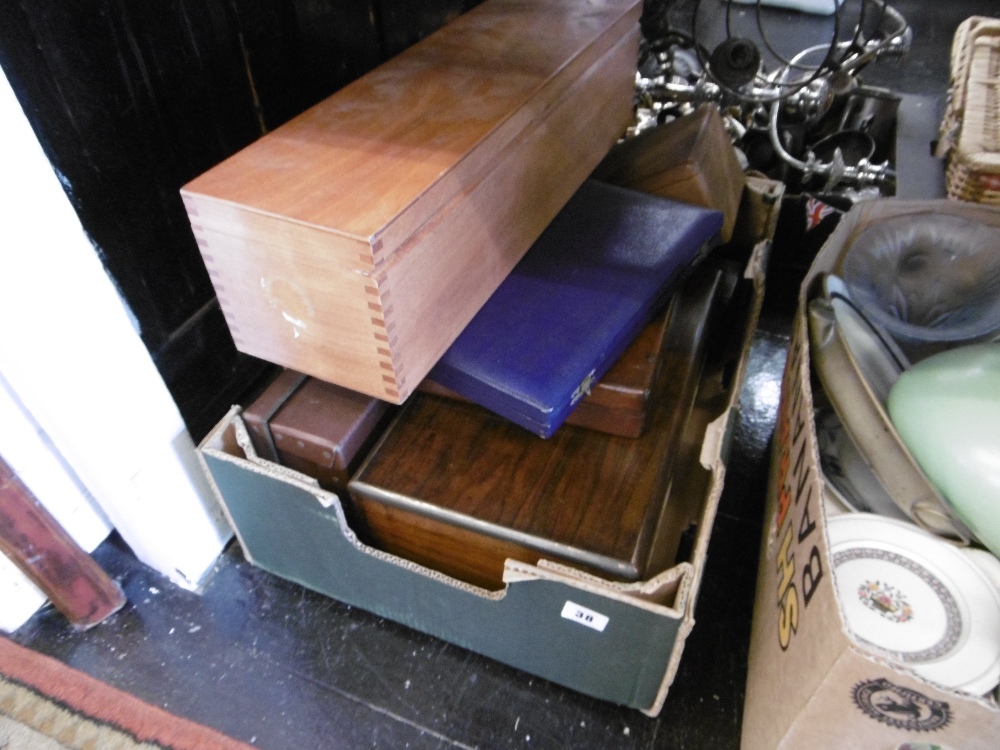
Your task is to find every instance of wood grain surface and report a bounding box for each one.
[0,456,125,630]
[593,104,746,241]
[181,0,641,403]
[184,0,639,244]
[348,265,728,589]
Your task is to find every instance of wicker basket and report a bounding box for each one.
[940,16,1000,203]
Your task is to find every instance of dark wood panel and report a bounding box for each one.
[0,1,261,343]
[288,0,384,111]
[378,0,481,58]
[0,455,125,629]
[152,301,279,442]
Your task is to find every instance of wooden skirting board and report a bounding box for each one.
[0,456,125,629]
[181,0,642,403]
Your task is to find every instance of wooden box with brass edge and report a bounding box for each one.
[346,263,732,590]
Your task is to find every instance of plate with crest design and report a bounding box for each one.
[829,513,1000,695]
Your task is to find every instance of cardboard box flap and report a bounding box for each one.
[503,559,694,615]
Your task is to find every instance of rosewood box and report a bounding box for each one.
[347,264,728,590]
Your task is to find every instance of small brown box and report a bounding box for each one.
[348,265,726,590]
[242,370,393,492]
[592,104,746,242]
[565,303,674,437]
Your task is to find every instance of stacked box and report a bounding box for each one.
[742,199,1000,750]
[181,0,641,403]
[197,206,774,712]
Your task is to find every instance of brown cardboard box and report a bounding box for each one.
[742,199,1000,750]
[198,242,758,713]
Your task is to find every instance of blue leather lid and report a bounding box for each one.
[429,180,723,437]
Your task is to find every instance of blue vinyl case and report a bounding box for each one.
[428,180,723,437]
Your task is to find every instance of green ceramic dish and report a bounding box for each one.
[888,343,1000,558]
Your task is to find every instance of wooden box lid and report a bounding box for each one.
[182,0,641,264]
[592,104,746,241]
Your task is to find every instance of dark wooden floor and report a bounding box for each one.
[10,2,991,748]
[10,319,786,750]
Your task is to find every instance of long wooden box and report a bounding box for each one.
[181,0,641,403]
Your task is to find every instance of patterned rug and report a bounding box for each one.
[0,635,255,749]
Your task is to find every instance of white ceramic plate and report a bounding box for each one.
[829,514,1000,695]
